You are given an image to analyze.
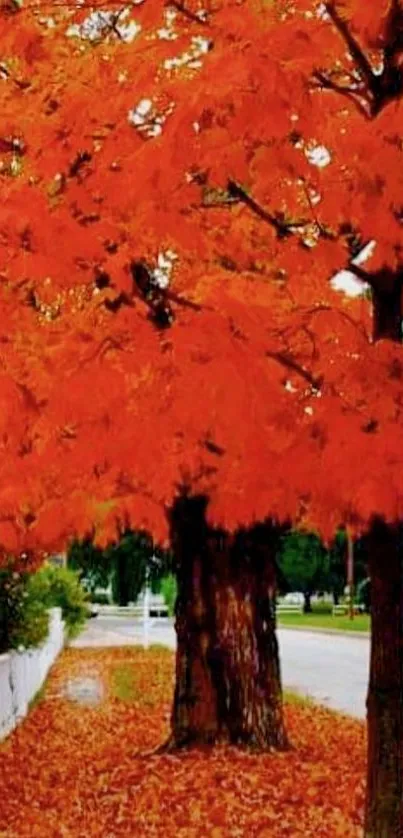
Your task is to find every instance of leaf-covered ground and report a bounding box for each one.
[0,648,365,837]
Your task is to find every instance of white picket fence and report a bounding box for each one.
[0,607,64,741]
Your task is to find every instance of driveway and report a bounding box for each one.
[72,617,370,718]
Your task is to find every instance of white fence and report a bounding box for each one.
[0,607,64,741]
[95,592,168,619]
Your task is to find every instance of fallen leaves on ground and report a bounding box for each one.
[0,647,365,837]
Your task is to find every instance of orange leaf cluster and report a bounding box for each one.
[0,647,366,837]
[0,2,402,555]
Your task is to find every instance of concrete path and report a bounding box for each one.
[72,616,176,649]
[72,617,370,719]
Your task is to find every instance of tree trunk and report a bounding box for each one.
[333,591,339,606]
[372,285,402,343]
[303,592,312,613]
[169,495,289,751]
[365,519,403,837]
[114,554,129,606]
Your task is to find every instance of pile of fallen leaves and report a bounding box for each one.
[0,648,365,837]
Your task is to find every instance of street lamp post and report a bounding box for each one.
[346,528,354,621]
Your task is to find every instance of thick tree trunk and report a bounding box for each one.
[303,592,312,614]
[365,519,403,837]
[169,496,289,751]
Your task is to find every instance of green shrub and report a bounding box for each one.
[8,597,49,650]
[160,574,177,617]
[0,562,88,652]
[29,564,89,639]
[0,567,49,653]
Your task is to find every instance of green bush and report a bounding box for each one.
[8,597,49,650]
[0,562,89,652]
[160,574,177,617]
[0,567,49,653]
[29,564,89,639]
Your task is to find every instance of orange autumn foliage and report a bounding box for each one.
[0,647,366,837]
[0,2,402,556]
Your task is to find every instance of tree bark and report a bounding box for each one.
[303,592,312,613]
[169,495,289,751]
[372,284,402,343]
[365,519,403,837]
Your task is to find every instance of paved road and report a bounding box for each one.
[72,617,370,719]
[279,628,369,718]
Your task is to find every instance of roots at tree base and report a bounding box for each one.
[167,495,289,751]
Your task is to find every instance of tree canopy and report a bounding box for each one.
[0,1,402,560]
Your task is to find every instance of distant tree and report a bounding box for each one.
[67,538,110,595]
[107,531,170,606]
[328,531,369,606]
[68,532,171,606]
[277,531,328,613]
[278,530,369,611]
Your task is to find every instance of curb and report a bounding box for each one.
[277,624,370,640]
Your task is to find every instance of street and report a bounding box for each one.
[72,616,370,718]
[279,627,369,718]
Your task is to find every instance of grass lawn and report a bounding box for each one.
[0,646,365,837]
[277,611,370,633]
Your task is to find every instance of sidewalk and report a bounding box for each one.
[0,645,365,838]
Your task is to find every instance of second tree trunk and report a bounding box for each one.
[365,519,403,837]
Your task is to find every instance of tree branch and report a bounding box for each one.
[347,263,371,282]
[301,179,336,240]
[306,304,371,343]
[325,2,376,91]
[109,7,126,40]
[265,349,323,390]
[347,263,380,293]
[166,289,203,312]
[312,69,371,118]
[383,0,403,71]
[227,180,306,238]
[169,0,209,25]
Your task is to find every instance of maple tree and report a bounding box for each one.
[0,0,314,756]
[0,1,403,834]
